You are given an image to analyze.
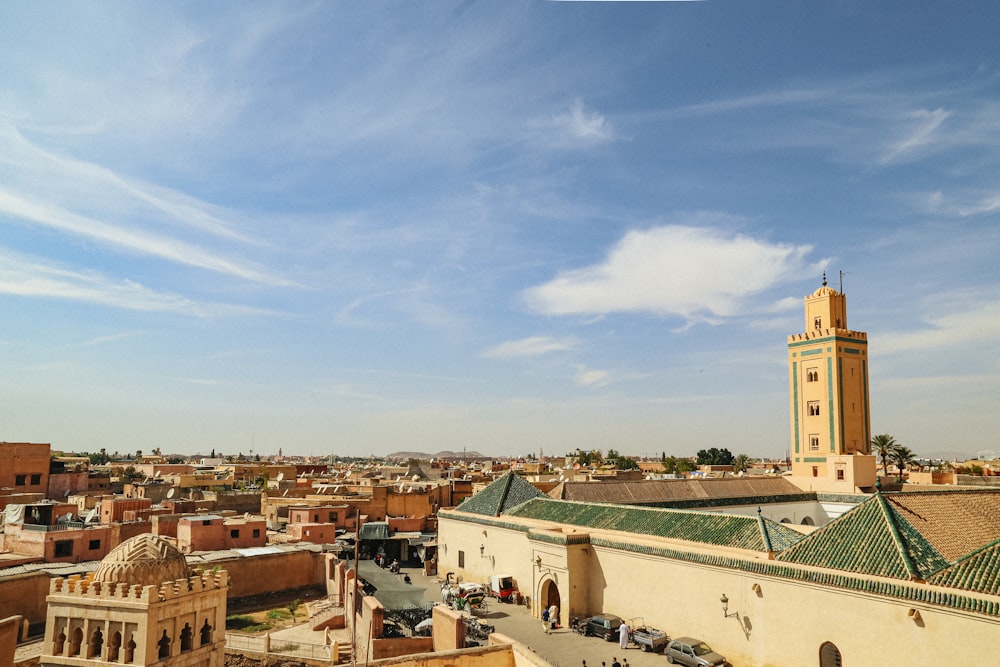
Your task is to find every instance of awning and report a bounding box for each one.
[359,522,389,540]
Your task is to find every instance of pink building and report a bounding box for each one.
[176,514,267,554]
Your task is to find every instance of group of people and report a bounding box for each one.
[374,554,401,573]
[541,604,560,633]
[581,658,630,667]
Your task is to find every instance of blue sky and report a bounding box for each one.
[1,1,998,460]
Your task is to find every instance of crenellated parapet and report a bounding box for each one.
[788,328,867,344]
[49,569,228,604]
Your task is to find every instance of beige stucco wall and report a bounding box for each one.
[440,511,1000,667]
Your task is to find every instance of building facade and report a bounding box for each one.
[788,276,874,485]
[40,534,228,666]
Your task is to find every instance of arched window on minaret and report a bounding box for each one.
[200,618,213,646]
[158,629,171,659]
[180,623,193,652]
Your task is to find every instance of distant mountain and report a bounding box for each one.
[386,450,487,461]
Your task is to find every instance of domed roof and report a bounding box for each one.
[811,285,838,297]
[93,534,191,586]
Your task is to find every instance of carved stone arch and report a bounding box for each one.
[88,626,104,658]
[53,625,66,655]
[538,575,562,626]
[200,618,213,646]
[69,626,83,657]
[180,622,193,652]
[109,630,122,663]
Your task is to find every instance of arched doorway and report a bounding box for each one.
[819,641,842,666]
[539,577,562,626]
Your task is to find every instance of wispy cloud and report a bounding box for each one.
[524,222,817,323]
[0,249,274,317]
[876,298,1000,355]
[482,336,580,359]
[878,108,952,165]
[573,365,609,388]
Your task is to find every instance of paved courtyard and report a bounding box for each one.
[357,561,678,667]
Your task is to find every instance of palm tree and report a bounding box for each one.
[891,445,916,483]
[870,434,897,478]
[733,454,752,474]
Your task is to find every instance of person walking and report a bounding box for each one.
[619,619,630,650]
[548,604,559,631]
[542,606,550,634]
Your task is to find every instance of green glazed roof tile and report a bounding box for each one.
[457,471,545,517]
[504,498,803,552]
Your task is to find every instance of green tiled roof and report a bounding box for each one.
[457,471,545,517]
[929,539,1000,595]
[505,498,804,552]
[775,493,949,580]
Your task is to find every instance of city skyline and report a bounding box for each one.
[1,2,998,459]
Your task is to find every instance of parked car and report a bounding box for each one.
[664,637,729,667]
[578,613,624,641]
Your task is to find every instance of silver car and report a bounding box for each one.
[664,637,729,667]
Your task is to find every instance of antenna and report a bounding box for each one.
[840,270,847,293]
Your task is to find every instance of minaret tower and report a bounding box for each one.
[788,273,872,483]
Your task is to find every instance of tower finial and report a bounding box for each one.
[822,271,827,287]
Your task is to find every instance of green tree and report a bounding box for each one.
[120,466,144,483]
[286,598,301,623]
[733,454,752,474]
[891,445,917,483]
[870,434,898,477]
[661,456,695,475]
[696,447,734,466]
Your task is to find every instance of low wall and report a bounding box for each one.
[0,573,52,630]
[218,548,326,599]
[372,636,434,660]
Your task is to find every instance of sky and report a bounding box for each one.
[1,1,998,461]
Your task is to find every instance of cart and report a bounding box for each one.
[628,618,670,652]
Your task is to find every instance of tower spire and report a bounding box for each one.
[822,271,827,287]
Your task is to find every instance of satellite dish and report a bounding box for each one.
[282,490,289,497]
[244,512,251,520]
[166,488,176,499]
[155,471,161,478]
[64,489,71,498]
[84,508,97,524]
[277,472,285,481]
[412,475,420,482]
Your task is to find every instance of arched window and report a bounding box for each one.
[53,627,66,656]
[180,623,193,652]
[200,618,213,646]
[124,634,136,664]
[819,641,842,667]
[88,627,104,658]
[158,629,171,659]
[69,627,83,657]
[109,631,122,663]
[801,516,815,526]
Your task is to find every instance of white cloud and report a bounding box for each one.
[482,336,579,359]
[524,224,815,322]
[573,365,609,388]
[879,108,952,165]
[536,98,618,149]
[876,298,1000,355]
[0,248,273,317]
